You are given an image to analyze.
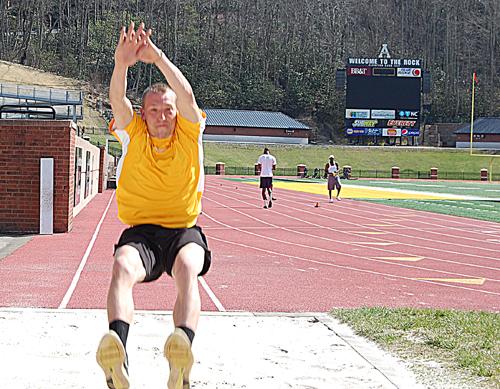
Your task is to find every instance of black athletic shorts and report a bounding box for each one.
[114,224,211,282]
[259,177,273,189]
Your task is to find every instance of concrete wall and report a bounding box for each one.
[456,142,500,150]
[421,123,462,147]
[72,136,101,217]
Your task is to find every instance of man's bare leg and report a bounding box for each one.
[97,245,146,389]
[166,243,204,388]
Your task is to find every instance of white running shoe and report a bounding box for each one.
[336,196,342,201]
[96,331,129,389]
[165,328,193,389]
[329,199,334,203]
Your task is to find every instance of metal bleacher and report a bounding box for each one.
[0,83,83,121]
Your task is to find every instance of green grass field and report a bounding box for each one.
[203,143,500,177]
[88,138,500,177]
[330,308,499,388]
[353,179,500,222]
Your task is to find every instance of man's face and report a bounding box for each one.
[141,91,177,136]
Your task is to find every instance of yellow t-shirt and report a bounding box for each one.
[111,111,206,228]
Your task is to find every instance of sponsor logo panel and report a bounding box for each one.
[346,128,383,136]
[397,67,421,77]
[346,128,419,136]
[371,109,396,119]
[346,109,370,119]
[401,129,420,136]
[398,110,419,118]
[387,120,417,127]
[347,66,371,76]
[352,120,378,127]
[383,128,401,137]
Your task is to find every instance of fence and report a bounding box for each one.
[204,166,298,176]
[203,166,500,181]
[0,83,83,104]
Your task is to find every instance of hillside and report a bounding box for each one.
[0,60,107,129]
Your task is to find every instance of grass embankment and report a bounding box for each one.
[331,307,499,388]
[86,134,121,156]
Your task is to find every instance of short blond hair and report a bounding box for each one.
[142,83,175,105]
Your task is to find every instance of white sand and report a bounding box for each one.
[0,308,423,388]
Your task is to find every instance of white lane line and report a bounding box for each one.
[202,199,500,280]
[59,192,115,309]
[207,234,499,296]
[205,182,500,260]
[199,277,226,311]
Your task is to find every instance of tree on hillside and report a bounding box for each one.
[0,0,498,140]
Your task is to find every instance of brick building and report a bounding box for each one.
[0,119,107,233]
[455,117,500,149]
[203,109,310,144]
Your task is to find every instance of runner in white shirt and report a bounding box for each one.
[324,155,342,203]
[257,148,277,209]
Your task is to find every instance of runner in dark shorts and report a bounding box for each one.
[325,154,342,202]
[259,176,273,190]
[257,148,277,209]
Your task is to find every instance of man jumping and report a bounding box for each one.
[96,22,211,389]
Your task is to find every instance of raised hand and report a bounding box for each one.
[114,22,148,68]
[137,28,163,65]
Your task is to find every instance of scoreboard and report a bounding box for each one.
[344,53,423,139]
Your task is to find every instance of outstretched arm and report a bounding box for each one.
[138,29,202,123]
[109,22,147,130]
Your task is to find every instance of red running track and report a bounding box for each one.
[0,176,499,312]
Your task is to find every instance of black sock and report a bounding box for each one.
[110,320,130,348]
[178,326,195,344]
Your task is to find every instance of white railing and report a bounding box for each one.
[0,83,83,105]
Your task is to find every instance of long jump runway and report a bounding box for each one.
[0,175,498,312]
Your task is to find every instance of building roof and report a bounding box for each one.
[204,109,310,130]
[454,117,500,134]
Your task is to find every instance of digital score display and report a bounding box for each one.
[345,55,423,137]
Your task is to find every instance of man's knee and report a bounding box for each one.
[113,245,144,283]
[173,243,204,279]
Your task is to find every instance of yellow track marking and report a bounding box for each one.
[373,256,424,262]
[243,180,470,200]
[414,278,486,285]
[351,242,396,246]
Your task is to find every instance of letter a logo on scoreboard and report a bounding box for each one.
[378,44,391,59]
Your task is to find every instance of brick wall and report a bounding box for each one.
[98,145,106,193]
[456,134,500,142]
[0,119,76,233]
